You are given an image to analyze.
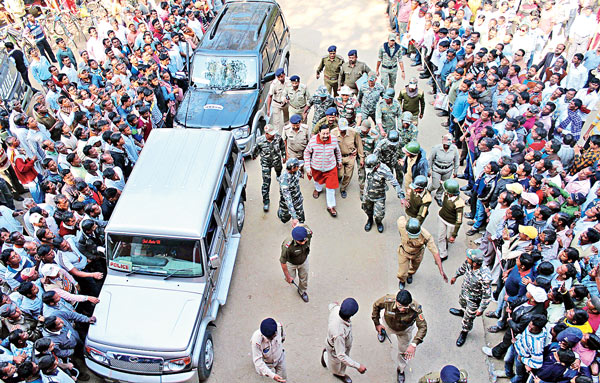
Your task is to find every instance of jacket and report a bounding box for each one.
[402,148,428,178]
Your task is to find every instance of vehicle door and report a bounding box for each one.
[259,27,279,111]
[272,12,289,69]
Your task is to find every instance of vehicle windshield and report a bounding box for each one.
[191,55,258,90]
[107,234,204,278]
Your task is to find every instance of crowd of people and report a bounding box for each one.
[247,0,600,382]
[0,0,223,382]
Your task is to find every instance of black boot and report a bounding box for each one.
[376,221,384,233]
[364,216,373,232]
[449,308,464,317]
[456,331,468,347]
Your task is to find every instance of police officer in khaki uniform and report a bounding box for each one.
[418,365,468,383]
[396,216,447,290]
[283,114,309,164]
[338,50,372,95]
[286,75,310,122]
[267,68,289,134]
[321,298,366,383]
[331,118,364,198]
[280,225,312,302]
[402,175,432,225]
[251,318,287,382]
[316,45,344,97]
[371,290,427,383]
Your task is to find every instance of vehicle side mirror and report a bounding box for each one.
[261,72,275,84]
[209,253,221,269]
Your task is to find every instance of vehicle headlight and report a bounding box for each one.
[86,346,109,365]
[173,119,185,129]
[163,356,192,373]
[232,125,250,139]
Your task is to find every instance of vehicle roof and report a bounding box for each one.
[199,1,278,52]
[106,129,232,238]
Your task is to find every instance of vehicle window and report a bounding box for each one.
[226,144,239,175]
[107,235,203,277]
[191,54,258,90]
[265,33,278,70]
[215,176,228,212]
[273,15,285,42]
[262,49,271,76]
[204,211,219,254]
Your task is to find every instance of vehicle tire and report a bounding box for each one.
[197,329,214,381]
[234,200,245,233]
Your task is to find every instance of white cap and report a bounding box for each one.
[338,118,349,131]
[29,213,43,225]
[40,263,61,278]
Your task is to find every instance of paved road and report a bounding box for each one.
[86,0,491,381]
[207,1,490,382]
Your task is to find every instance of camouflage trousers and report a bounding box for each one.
[261,164,282,204]
[458,293,481,332]
[380,67,397,89]
[362,198,386,222]
[277,200,305,223]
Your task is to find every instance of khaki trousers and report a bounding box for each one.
[265,352,287,379]
[397,247,424,283]
[337,156,356,192]
[387,324,414,373]
[437,217,455,259]
[325,342,352,376]
[286,259,309,294]
[270,105,285,134]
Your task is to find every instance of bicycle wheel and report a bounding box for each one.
[86,1,108,19]
[22,40,35,62]
[53,18,67,36]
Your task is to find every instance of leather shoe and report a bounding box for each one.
[488,325,505,333]
[263,202,269,212]
[364,218,373,232]
[327,207,337,217]
[377,222,384,233]
[456,331,468,347]
[440,256,447,262]
[485,311,500,319]
[341,190,347,198]
[460,185,470,192]
[398,281,405,290]
[321,349,327,368]
[334,375,352,383]
[313,190,321,199]
[464,212,474,219]
[397,370,406,383]
[13,195,23,201]
[467,220,474,226]
[449,308,464,317]
[407,275,413,284]
[436,112,448,117]
[441,121,450,127]
[466,229,480,236]
[456,174,467,179]
[300,292,309,302]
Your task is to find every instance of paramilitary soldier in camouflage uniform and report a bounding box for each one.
[316,45,344,97]
[312,107,339,135]
[280,225,312,303]
[338,49,372,95]
[449,249,492,347]
[396,216,447,290]
[278,158,304,225]
[374,130,403,185]
[376,88,402,136]
[362,154,403,234]
[358,120,380,198]
[287,75,310,122]
[252,124,285,213]
[357,72,385,123]
[418,365,468,383]
[372,289,428,383]
[428,134,460,206]
[335,86,361,127]
[402,175,432,225]
[376,33,405,89]
[304,86,335,127]
[398,111,418,148]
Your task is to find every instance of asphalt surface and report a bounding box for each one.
[86,0,492,381]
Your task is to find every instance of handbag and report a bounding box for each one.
[433,93,449,111]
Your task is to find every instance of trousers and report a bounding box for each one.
[338,156,355,192]
[429,169,452,200]
[264,351,287,379]
[324,343,351,376]
[380,68,397,89]
[397,247,424,283]
[458,294,480,332]
[437,217,455,259]
[314,181,336,208]
[261,164,282,203]
[270,105,285,134]
[36,38,57,63]
[287,260,308,294]
[325,79,339,97]
[362,198,386,222]
[387,324,414,373]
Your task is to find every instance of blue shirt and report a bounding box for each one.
[451,91,468,120]
[505,266,535,302]
[31,57,52,84]
[584,51,600,71]
[440,57,458,82]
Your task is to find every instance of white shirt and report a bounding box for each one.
[474,148,502,179]
[61,65,78,84]
[575,88,600,118]
[0,206,23,233]
[86,36,106,63]
[564,63,588,90]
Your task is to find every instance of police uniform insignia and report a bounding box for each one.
[284,241,292,248]
[263,347,270,354]
[418,314,424,321]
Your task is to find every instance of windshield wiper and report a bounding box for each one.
[164,269,187,280]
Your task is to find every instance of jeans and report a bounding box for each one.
[35,38,57,63]
[495,286,507,326]
[510,356,528,383]
[474,199,486,230]
[504,345,516,378]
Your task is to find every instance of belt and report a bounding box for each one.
[435,163,454,170]
[399,245,422,255]
[273,100,285,107]
[341,153,353,157]
[382,64,397,70]
[324,75,338,81]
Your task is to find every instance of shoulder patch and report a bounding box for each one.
[284,240,293,248]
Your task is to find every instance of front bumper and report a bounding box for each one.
[236,133,255,156]
[86,358,199,383]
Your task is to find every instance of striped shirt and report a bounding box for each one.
[464,103,480,130]
[513,327,550,369]
[25,21,45,41]
[304,134,341,172]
